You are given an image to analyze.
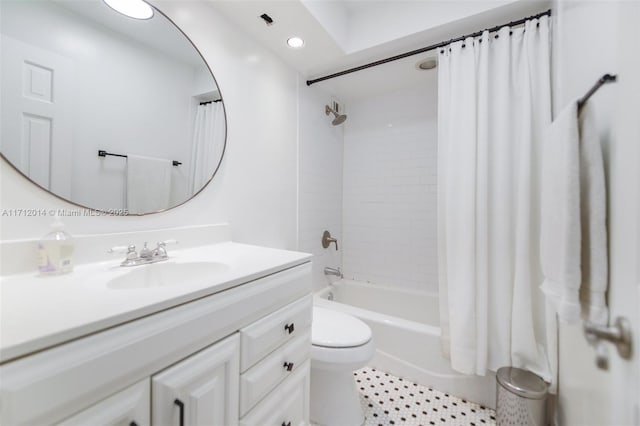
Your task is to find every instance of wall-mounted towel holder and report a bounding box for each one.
[577,73,617,111]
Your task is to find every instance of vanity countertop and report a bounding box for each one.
[0,242,311,363]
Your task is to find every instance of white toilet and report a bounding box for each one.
[310,306,375,426]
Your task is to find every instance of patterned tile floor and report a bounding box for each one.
[355,366,496,426]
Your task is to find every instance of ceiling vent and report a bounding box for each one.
[259,13,274,26]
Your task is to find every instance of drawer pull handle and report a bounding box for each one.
[284,323,295,334]
[283,361,294,371]
[174,398,185,426]
[282,422,292,426]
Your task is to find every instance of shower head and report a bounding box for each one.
[325,105,347,126]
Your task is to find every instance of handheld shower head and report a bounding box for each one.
[325,105,347,126]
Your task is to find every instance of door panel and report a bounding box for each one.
[1,35,72,197]
[608,2,640,423]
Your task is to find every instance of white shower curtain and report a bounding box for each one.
[437,16,551,380]
[190,102,225,195]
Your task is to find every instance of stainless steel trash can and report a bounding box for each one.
[496,367,548,426]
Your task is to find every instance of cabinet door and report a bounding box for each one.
[152,334,239,426]
[56,379,150,426]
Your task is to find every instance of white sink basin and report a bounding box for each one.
[107,261,230,289]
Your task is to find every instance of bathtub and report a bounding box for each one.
[314,279,496,408]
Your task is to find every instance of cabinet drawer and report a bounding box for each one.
[239,360,310,426]
[57,379,149,426]
[240,328,310,416]
[240,295,311,372]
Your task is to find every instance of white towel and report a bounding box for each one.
[577,103,608,324]
[540,100,608,324]
[126,154,172,215]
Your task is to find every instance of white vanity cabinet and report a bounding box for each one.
[0,262,312,426]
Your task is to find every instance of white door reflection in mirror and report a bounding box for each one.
[1,35,73,198]
[0,0,226,215]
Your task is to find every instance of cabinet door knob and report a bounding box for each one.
[283,361,294,371]
[174,398,185,426]
[284,323,295,334]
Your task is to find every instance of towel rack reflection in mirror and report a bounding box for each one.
[98,150,182,166]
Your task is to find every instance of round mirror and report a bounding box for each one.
[0,0,226,215]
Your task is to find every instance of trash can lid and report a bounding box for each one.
[496,367,548,400]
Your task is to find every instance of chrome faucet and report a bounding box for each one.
[324,266,342,278]
[108,239,177,267]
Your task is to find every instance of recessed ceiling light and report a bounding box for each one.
[103,0,154,20]
[287,37,305,49]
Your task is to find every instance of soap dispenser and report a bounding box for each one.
[37,214,75,275]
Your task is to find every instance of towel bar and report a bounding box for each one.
[98,150,181,166]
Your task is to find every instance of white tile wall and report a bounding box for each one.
[342,78,438,291]
[298,81,344,291]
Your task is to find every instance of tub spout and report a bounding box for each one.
[324,266,342,278]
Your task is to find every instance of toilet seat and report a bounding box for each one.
[311,307,375,371]
[312,307,371,348]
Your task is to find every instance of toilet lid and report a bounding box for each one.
[312,307,372,348]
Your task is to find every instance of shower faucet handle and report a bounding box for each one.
[322,230,338,250]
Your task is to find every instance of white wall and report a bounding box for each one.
[0,0,299,252]
[297,83,344,291]
[0,1,216,210]
[343,1,518,53]
[552,1,639,424]
[342,75,438,291]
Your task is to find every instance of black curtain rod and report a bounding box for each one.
[98,150,182,166]
[306,9,551,86]
[577,74,617,110]
[199,99,222,105]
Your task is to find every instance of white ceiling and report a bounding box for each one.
[208,0,550,103]
[55,0,206,67]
